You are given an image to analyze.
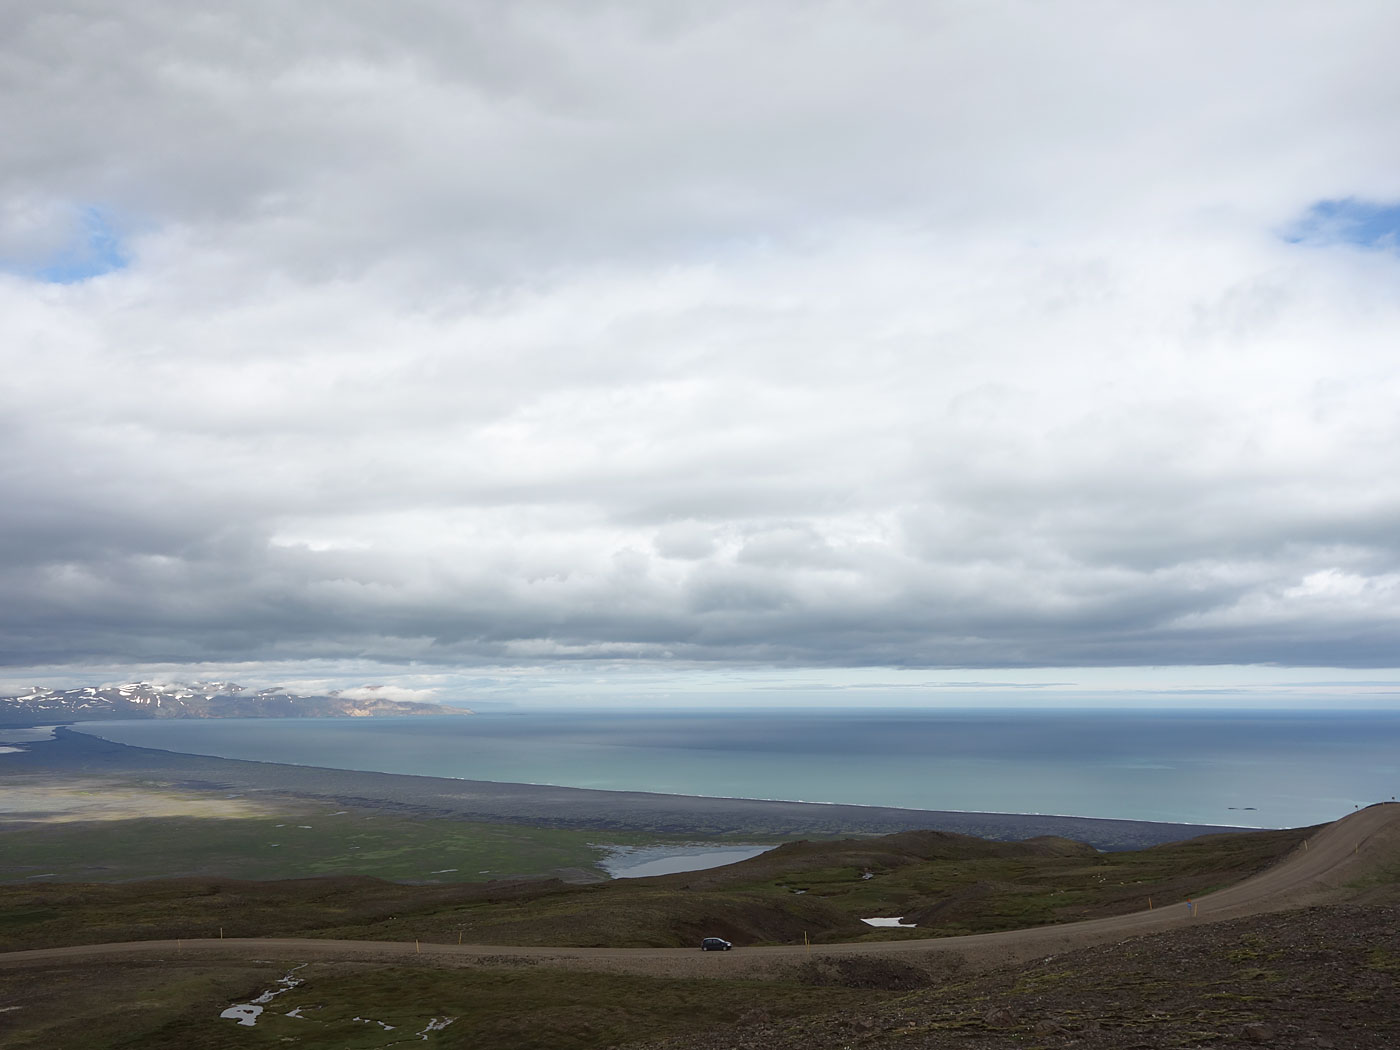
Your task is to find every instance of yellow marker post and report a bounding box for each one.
[458,930,463,945]
[804,931,810,954]
[1148,897,1153,910]
[416,939,421,954]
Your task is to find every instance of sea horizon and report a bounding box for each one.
[61,706,1400,830]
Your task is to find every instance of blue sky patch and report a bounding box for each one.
[1286,198,1400,251]
[32,207,130,283]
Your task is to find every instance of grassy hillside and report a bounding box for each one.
[3,820,1395,1050]
[0,957,881,1050]
[2,906,1396,1050]
[0,825,1310,953]
[0,795,725,884]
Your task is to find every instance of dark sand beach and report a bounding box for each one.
[3,726,1247,850]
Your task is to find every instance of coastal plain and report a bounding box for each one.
[1,725,1255,893]
[2,729,1398,1048]
[7,728,1243,851]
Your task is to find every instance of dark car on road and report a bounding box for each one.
[700,937,732,951]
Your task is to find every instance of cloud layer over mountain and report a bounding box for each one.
[4,1,1400,677]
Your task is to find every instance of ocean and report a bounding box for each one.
[70,707,1400,829]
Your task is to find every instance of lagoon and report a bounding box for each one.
[597,844,777,878]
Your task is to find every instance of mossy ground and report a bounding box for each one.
[0,798,725,884]
[4,907,1397,1050]
[0,825,1308,953]
[0,959,875,1050]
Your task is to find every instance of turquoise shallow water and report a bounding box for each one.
[71,707,1400,829]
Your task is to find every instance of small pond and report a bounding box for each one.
[597,844,777,879]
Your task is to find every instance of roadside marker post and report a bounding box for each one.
[416,939,421,954]
[804,931,810,954]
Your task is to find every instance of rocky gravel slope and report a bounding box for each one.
[638,905,1400,1050]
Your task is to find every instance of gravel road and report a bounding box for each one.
[3,803,1394,980]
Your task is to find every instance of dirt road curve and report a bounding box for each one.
[4,803,1396,979]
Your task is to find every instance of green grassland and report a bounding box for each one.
[0,801,739,884]
[6,907,1398,1050]
[343,825,1309,949]
[0,825,1311,953]
[0,957,882,1050]
[4,821,1391,1050]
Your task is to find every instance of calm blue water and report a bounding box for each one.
[71,708,1400,829]
[599,845,777,878]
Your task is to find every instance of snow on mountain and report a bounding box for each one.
[0,682,469,723]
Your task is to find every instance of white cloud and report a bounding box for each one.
[3,2,1400,685]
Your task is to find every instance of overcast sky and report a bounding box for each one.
[4,2,1400,702]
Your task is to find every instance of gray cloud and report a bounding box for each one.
[3,2,1400,682]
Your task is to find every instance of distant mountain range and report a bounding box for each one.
[0,681,470,723]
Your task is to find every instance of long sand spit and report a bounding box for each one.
[7,727,1246,849]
